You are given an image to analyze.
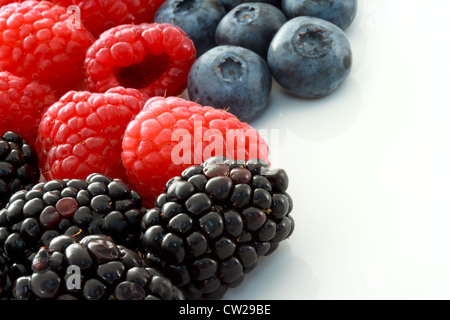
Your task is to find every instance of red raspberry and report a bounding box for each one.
[0,71,58,147]
[36,87,147,181]
[52,0,166,38]
[0,1,95,93]
[0,1,14,7]
[121,96,271,205]
[85,23,196,99]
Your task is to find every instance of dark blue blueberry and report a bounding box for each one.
[268,16,352,98]
[219,0,281,11]
[187,45,272,122]
[154,0,227,57]
[215,3,287,60]
[281,0,358,31]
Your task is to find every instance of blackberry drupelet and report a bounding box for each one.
[0,252,12,299]
[0,173,145,268]
[0,132,40,209]
[13,234,184,300]
[0,251,29,300]
[140,158,295,299]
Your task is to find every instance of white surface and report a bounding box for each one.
[224,0,450,300]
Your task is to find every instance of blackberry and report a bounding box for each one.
[0,132,40,209]
[0,173,145,268]
[13,234,184,300]
[140,158,295,299]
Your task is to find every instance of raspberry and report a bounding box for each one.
[52,0,166,38]
[121,96,270,205]
[0,1,14,7]
[0,1,95,93]
[0,71,58,147]
[84,23,196,99]
[36,87,147,181]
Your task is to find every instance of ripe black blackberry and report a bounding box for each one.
[13,234,184,300]
[0,131,40,209]
[0,173,145,268]
[140,157,295,299]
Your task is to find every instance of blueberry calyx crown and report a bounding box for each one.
[294,24,333,58]
[216,55,245,81]
[234,5,258,24]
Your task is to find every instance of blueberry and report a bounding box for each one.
[219,0,281,11]
[268,16,352,98]
[187,45,272,122]
[216,3,287,60]
[281,0,358,31]
[154,0,227,57]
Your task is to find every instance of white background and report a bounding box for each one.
[225,0,450,300]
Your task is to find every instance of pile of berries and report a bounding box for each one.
[0,136,294,299]
[0,0,359,300]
